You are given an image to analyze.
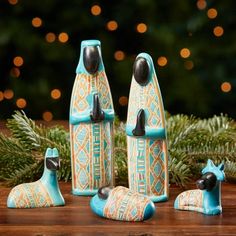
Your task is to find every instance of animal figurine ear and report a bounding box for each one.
[207,159,214,167]
[218,163,224,171]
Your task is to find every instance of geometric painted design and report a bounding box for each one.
[70,70,114,193]
[103,186,150,221]
[7,180,53,208]
[127,72,168,201]
[176,189,204,212]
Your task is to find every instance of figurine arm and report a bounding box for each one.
[70,109,114,125]
[126,124,166,139]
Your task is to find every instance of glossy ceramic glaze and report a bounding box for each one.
[174,159,225,215]
[69,40,114,196]
[90,186,155,221]
[126,53,169,202]
[7,148,65,208]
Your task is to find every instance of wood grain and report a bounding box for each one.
[0,182,236,235]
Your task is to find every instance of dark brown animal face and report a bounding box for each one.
[196,172,217,191]
[46,157,60,171]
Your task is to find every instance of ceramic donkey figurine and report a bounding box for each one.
[90,186,155,221]
[7,148,65,208]
[174,159,225,215]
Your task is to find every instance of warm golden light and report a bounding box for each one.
[136,23,147,33]
[58,32,69,43]
[157,56,168,67]
[13,56,24,67]
[114,51,125,61]
[42,111,53,122]
[32,17,42,28]
[0,91,4,102]
[221,82,232,93]
[16,98,27,108]
[184,60,194,70]
[197,0,207,10]
[107,21,118,31]
[8,0,18,5]
[51,89,61,99]
[180,48,191,58]
[45,32,56,43]
[119,96,128,106]
[10,67,20,78]
[213,26,224,37]
[91,5,101,16]
[4,89,14,100]
[207,8,218,19]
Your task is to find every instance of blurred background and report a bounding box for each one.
[0,0,235,121]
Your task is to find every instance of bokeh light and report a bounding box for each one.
[207,8,218,19]
[107,21,118,31]
[180,48,191,58]
[157,56,168,67]
[184,60,194,70]
[45,32,56,43]
[51,89,61,99]
[213,26,224,37]
[114,51,125,61]
[58,32,69,43]
[16,98,27,108]
[13,56,24,67]
[119,96,128,106]
[136,23,147,33]
[4,89,14,100]
[32,17,42,28]
[8,0,18,5]
[0,91,4,102]
[221,82,232,93]
[42,111,53,121]
[10,67,20,78]
[197,0,207,10]
[91,5,101,16]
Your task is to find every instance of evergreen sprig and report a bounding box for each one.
[0,111,235,187]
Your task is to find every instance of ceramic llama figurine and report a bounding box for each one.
[70,40,114,196]
[90,186,155,221]
[7,148,65,208]
[126,53,168,202]
[174,159,225,215]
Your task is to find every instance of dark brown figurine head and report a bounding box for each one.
[83,46,100,74]
[97,186,112,200]
[133,57,149,86]
[196,172,217,191]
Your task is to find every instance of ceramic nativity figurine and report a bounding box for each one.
[90,186,155,221]
[7,148,65,208]
[126,53,169,202]
[69,40,115,196]
[174,159,225,215]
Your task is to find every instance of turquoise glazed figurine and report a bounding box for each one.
[90,186,155,221]
[126,53,169,202]
[7,148,65,208]
[174,159,225,215]
[70,40,115,196]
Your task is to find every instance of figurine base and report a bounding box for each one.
[72,189,98,196]
[150,194,168,203]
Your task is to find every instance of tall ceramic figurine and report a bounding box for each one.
[70,40,114,196]
[174,159,224,215]
[7,148,65,208]
[126,53,168,202]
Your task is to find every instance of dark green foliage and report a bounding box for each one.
[0,111,235,187]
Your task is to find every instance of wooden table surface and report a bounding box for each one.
[0,182,236,235]
[1,121,236,235]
